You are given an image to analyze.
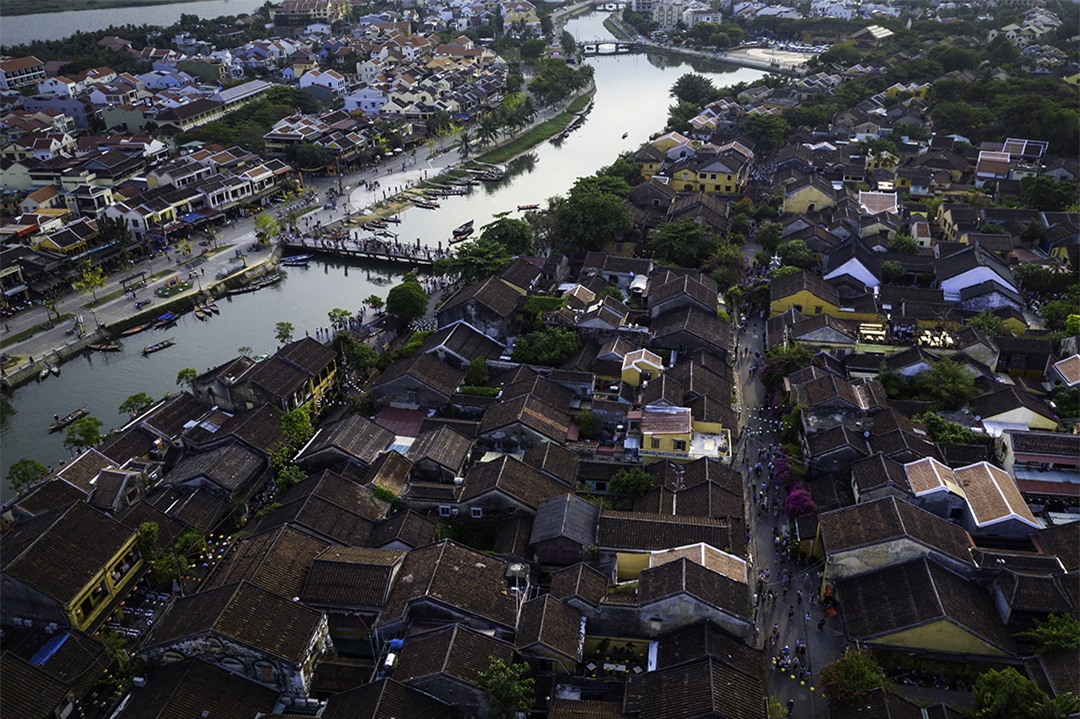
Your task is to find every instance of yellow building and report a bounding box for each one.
[782,177,837,214]
[666,152,749,196]
[769,270,879,323]
[639,406,693,461]
[1,502,143,632]
[621,349,664,388]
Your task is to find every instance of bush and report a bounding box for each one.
[819,649,885,708]
[460,385,501,397]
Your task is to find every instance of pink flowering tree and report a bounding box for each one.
[785,483,816,517]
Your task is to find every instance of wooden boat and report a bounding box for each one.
[50,364,60,376]
[143,339,175,356]
[207,302,220,314]
[49,406,88,432]
[384,216,401,224]
[414,200,440,209]
[119,324,149,336]
[39,365,51,381]
[155,311,179,328]
[281,257,310,267]
[283,254,312,262]
[88,341,122,352]
[452,220,474,237]
[194,307,207,320]
[622,131,629,138]
[517,204,540,211]
[449,234,472,245]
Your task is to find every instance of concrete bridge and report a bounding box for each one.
[578,39,637,55]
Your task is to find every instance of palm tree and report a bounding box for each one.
[477,113,501,148]
[457,129,473,159]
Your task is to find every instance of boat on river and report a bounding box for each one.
[119,323,150,336]
[194,306,207,320]
[414,200,440,209]
[143,338,175,356]
[155,311,179,328]
[384,216,401,224]
[38,365,51,381]
[88,341,122,352]
[452,220,474,238]
[281,255,311,266]
[50,364,60,376]
[517,204,540,211]
[206,301,220,314]
[49,406,87,432]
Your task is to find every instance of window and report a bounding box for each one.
[673,440,687,452]
[471,507,484,519]
[650,437,661,449]
[814,306,823,314]
[439,505,452,517]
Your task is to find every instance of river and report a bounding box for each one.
[0,12,766,497]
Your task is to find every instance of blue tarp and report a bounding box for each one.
[29,632,70,666]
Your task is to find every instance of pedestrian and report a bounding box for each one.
[788,607,795,619]
[805,611,811,623]
[796,590,803,604]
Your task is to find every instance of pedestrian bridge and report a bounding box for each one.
[578,40,637,55]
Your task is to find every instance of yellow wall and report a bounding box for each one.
[67,534,141,631]
[874,619,1008,657]
[616,552,650,581]
[641,431,691,460]
[783,185,834,214]
[770,289,839,319]
[669,170,740,195]
[988,407,1057,431]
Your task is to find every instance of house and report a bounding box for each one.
[3,627,112,715]
[635,556,752,638]
[822,237,881,295]
[376,540,521,639]
[934,244,1020,310]
[142,581,330,697]
[203,525,331,600]
[458,455,567,517]
[781,175,837,214]
[515,595,585,673]
[296,414,395,473]
[993,336,1053,382]
[580,253,654,289]
[0,56,46,89]
[0,653,79,719]
[371,353,465,410]
[1,503,142,632]
[836,557,1013,657]
[530,493,600,565]
[647,270,719,318]
[522,442,580,487]
[112,659,281,719]
[1049,354,1080,388]
[436,277,522,337]
[407,426,474,483]
[970,386,1058,433]
[597,510,744,578]
[421,321,503,371]
[997,430,1080,504]
[477,393,572,451]
[393,624,516,714]
[321,678,453,719]
[651,307,736,362]
[819,496,975,580]
[162,443,268,522]
[850,452,912,503]
[622,348,665,388]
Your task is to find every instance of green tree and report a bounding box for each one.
[881,260,905,284]
[887,234,919,254]
[119,392,155,415]
[596,155,643,187]
[741,114,790,153]
[73,260,106,301]
[238,345,253,357]
[385,276,429,327]
[916,359,977,411]
[465,356,489,386]
[477,656,535,719]
[347,342,380,373]
[64,415,104,452]
[1017,613,1080,655]
[818,648,886,708]
[511,327,581,367]
[971,667,1077,719]
[281,405,314,448]
[762,343,813,390]
[670,72,719,105]
[913,412,982,445]
[275,321,295,345]
[1019,177,1078,212]
[651,219,718,268]
[967,311,1007,337]
[136,521,160,557]
[253,212,281,245]
[576,408,600,439]
[275,464,307,493]
[6,458,49,495]
[365,294,385,312]
[776,239,815,269]
[610,467,653,508]
[176,367,198,389]
[328,308,352,329]
[480,217,534,256]
[550,177,633,256]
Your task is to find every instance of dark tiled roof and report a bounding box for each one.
[548,699,625,719]
[202,525,331,599]
[257,493,375,546]
[373,352,465,399]
[406,425,473,472]
[4,629,109,701]
[549,563,609,607]
[421,321,503,361]
[53,449,113,494]
[648,271,719,314]
[1007,430,1080,458]
[499,256,543,291]
[655,619,762,672]
[12,478,86,517]
[501,374,576,411]
[460,455,568,511]
[164,443,266,497]
[146,581,323,662]
[145,485,228,531]
[370,509,438,549]
[112,659,279,719]
[837,558,1013,654]
[522,442,580,485]
[639,558,751,619]
[851,453,911,494]
[277,336,337,376]
[597,510,738,553]
[243,356,309,402]
[970,387,1057,424]
[299,414,395,468]
[516,594,583,662]
[478,393,571,442]
[118,501,186,556]
[0,653,73,719]
[363,450,413,495]
[378,540,517,629]
[438,276,521,319]
[530,493,599,546]
[828,687,927,719]
[769,269,840,307]
[302,546,404,609]
[1,503,134,605]
[321,678,453,719]
[98,426,159,464]
[395,623,515,687]
[1031,522,1080,572]
[819,496,973,562]
[995,570,1073,614]
[651,306,735,354]
[139,392,206,439]
[639,656,766,719]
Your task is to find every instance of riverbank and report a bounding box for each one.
[3,0,222,15]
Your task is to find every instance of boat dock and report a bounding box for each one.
[281,238,447,267]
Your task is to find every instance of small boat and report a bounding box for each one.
[50,364,60,376]
[49,406,88,432]
[283,254,312,262]
[88,341,122,352]
[194,307,207,320]
[120,324,149,337]
[384,216,401,224]
[207,302,220,314]
[143,339,175,356]
[39,365,51,381]
[449,234,472,245]
[155,311,178,328]
[414,200,440,209]
[281,257,310,267]
[452,220,474,237]
[517,204,540,211]
[622,132,629,138]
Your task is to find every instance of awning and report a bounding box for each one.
[3,283,28,296]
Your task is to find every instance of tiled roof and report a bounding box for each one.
[852,452,911,495]
[837,558,1014,654]
[378,540,517,629]
[0,653,74,719]
[1,503,134,605]
[111,659,279,719]
[321,678,453,719]
[138,392,205,439]
[548,699,625,719]
[649,542,748,584]
[302,546,403,609]
[819,496,974,562]
[769,269,840,307]
[406,425,473,472]
[438,276,521,319]
[501,374,575,411]
[639,558,751,619]
[1031,523,1080,572]
[164,443,265,497]
[655,619,763,673]
[12,478,86,517]
[146,581,323,662]
[651,306,735,354]
[460,455,567,511]
[1007,430,1080,459]
[549,563,609,607]
[648,271,719,314]
[257,492,375,546]
[202,525,330,599]
[394,623,514,686]
[598,510,738,554]
[954,461,1038,528]
[373,352,465,399]
[53,448,113,494]
[478,393,571,442]
[4,628,110,701]
[370,509,438,549]
[363,450,413,495]
[522,442,580,485]
[421,321,503,361]
[516,594,583,662]
[299,414,395,468]
[639,655,766,719]
[530,493,599,546]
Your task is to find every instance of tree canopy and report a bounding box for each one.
[550,176,633,256]
[479,217,535,256]
[385,275,429,327]
[650,220,718,268]
[6,458,49,495]
[818,648,885,708]
[64,415,104,452]
[477,657,535,719]
[610,467,654,509]
[511,327,581,367]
